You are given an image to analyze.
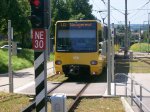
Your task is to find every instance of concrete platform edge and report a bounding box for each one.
[121,97,134,112]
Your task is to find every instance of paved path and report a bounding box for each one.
[16,82,107,97]
[0,61,54,92]
[113,73,150,112]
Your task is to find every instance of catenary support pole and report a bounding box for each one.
[107,0,111,95]
[111,23,115,82]
[148,13,150,54]
[129,21,131,47]
[124,0,128,58]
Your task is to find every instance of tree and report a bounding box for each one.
[50,0,70,36]
[67,0,95,20]
[0,0,31,47]
[141,31,149,42]
[0,0,95,47]
[50,0,95,36]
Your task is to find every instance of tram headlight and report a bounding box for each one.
[55,60,62,65]
[90,60,98,65]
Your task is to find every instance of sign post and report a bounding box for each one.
[107,0,111,95]
[12,41,17,55]
[8,20,13,93]
[29,0,50,111]
[32,28,47,111]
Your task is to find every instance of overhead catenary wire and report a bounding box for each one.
[129,0,150,20]
[101,0,127,25]
[90,0,107,21]
[111,14,122,24]
[129,12,149,23]
[91,0,104,11]
[100,0,125,15]
[91,0,150,24]
[100,0,150,16]
[92,3,122,24]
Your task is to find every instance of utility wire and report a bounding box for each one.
[91,0,102,11]
[99,0,124,24]
[100,0,150,24]
[92,0,150,24]
[101,0,150,15]
[111,14,121,24]
[129,0,150,20]
[100,0,125,15]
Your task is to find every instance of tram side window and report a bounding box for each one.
[98,30,102,42]
[103,26,108,40]
[98,30,102,50]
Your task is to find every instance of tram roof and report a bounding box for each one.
[56,20,102,24]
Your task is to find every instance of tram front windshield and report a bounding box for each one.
[56,22,97,52]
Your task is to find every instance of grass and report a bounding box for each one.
[0,49,34,74]
[130,59,150,73]
[47,74,68,82]
[0,49,54,74]
[115,58,150,73]
[0,92,30,112]
[75,98,125,112]
[32,98,124,112]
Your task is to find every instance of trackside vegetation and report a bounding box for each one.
[0,49,54,74]
[0,0,94,48]
[0,49,34,74]
[0,92,125,112]
[130,43,150,52]
[0,92,30,112]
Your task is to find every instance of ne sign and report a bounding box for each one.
[32,29,46,50]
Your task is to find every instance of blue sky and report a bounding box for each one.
[89,0,150,24]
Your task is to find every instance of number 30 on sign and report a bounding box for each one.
[32,29,46,50]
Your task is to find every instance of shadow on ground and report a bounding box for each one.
[0,72,32,78]
[114,54,130,83]
[66,68,107,83]
[115,54,130,74]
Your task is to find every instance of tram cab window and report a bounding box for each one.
[56,29,97,52]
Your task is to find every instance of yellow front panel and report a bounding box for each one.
[55,52,98,65]
[55,52,104,75]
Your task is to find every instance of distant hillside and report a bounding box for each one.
[114,24,148,31]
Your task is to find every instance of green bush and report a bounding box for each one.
[114,44,120,52]
[130,43,150,52]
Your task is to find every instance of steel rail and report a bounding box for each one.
[22,77,64,112]
[136,57,150,65]
[68,83,89,112]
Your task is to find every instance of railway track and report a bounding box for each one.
[68,83,89,112]
[22,80,64,112]
[135,57,150,65]
[22,78,90,112]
